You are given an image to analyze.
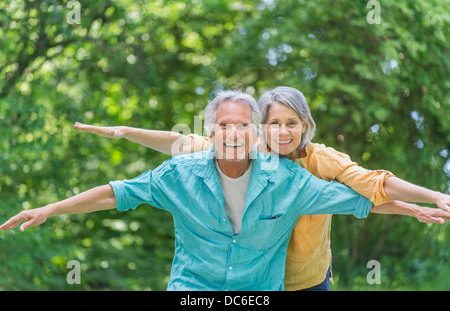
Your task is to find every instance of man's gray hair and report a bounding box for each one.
[203,90,262,137]
[258,86,316,151]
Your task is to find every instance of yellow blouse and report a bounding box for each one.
[188,134,394,290]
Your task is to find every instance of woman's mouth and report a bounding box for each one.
[275,139,293,145]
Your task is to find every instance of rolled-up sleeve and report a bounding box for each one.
[109,170,158,212]
[188,134,212,153]
[303,144,395,206]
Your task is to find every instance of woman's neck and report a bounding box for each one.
[285,147,307,162]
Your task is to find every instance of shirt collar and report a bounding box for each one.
[191,147,277,183]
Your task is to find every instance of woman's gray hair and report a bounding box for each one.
[203,90,262,137]
[258,86,316,152]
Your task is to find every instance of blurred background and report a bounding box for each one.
[0,0,449,290]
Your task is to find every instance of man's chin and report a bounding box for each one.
[217,149,248,161]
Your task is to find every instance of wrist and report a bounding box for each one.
[408,204,422,219]
[115,126,129,139]
[41,203,58,218]
[393,200,419,218]
[432,192,445,204]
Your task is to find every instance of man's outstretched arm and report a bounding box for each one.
[0,185,116,232]
[371,200,450,224]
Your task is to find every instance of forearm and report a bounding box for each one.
[44,185,117,217]
[384,176,445,204]
[370,200,417,217]
[370,200,449,224]
[1,185,118,232]
[122,127,192,155]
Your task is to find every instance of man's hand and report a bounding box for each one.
[0,207,49,232]
[1,186,116,232]
[371,200,450,224]
[74,122,126,139]
[414,205,450,224]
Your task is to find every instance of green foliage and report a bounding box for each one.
[0,0,449,290]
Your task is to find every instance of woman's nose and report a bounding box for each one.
[278,125,289,136]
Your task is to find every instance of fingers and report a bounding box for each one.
[20,220,36,232]
[427,208,450,221]
[0,212,30,231]
[74,122,122,138]
[436,202,450,214]
[74,122,100,134]
[434,195,450,214]
[1,209,47,232]
[426,217,445,225]
[417,215,444,224]
[437,211,450,221]
[418,209,449,224]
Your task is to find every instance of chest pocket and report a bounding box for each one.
[243,215,291,251]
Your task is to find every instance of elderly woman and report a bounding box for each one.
[74,86,450,290]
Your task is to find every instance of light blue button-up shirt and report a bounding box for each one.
[109,148,372,291]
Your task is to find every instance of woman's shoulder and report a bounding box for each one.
[305,142,353,162]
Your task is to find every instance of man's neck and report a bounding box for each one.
[216,158,252,178]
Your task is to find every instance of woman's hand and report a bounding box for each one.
[74,122,127,139]
[434,193,450,214]
[74,122,195,155]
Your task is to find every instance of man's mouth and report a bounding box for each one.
[275,139,293,145]
[224,142,244,148]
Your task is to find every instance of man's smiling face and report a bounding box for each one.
[211,99,256,161]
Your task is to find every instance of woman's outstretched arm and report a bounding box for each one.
[74,122,194,156]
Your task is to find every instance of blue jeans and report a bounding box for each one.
[298,267,331,291]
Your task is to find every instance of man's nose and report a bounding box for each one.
[226,125,239,137]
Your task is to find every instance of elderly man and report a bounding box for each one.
[2,90,386,290]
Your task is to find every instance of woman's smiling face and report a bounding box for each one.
[265,102,306,158]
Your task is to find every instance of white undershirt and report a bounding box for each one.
[215,160,252,235]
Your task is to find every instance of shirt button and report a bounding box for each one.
[232,239,236,243]
[222,218,226,222]
[229,266,233,270]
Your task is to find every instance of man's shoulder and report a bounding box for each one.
[170,149,213,165]
[254,152,311,178]
[154,150,213,176]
